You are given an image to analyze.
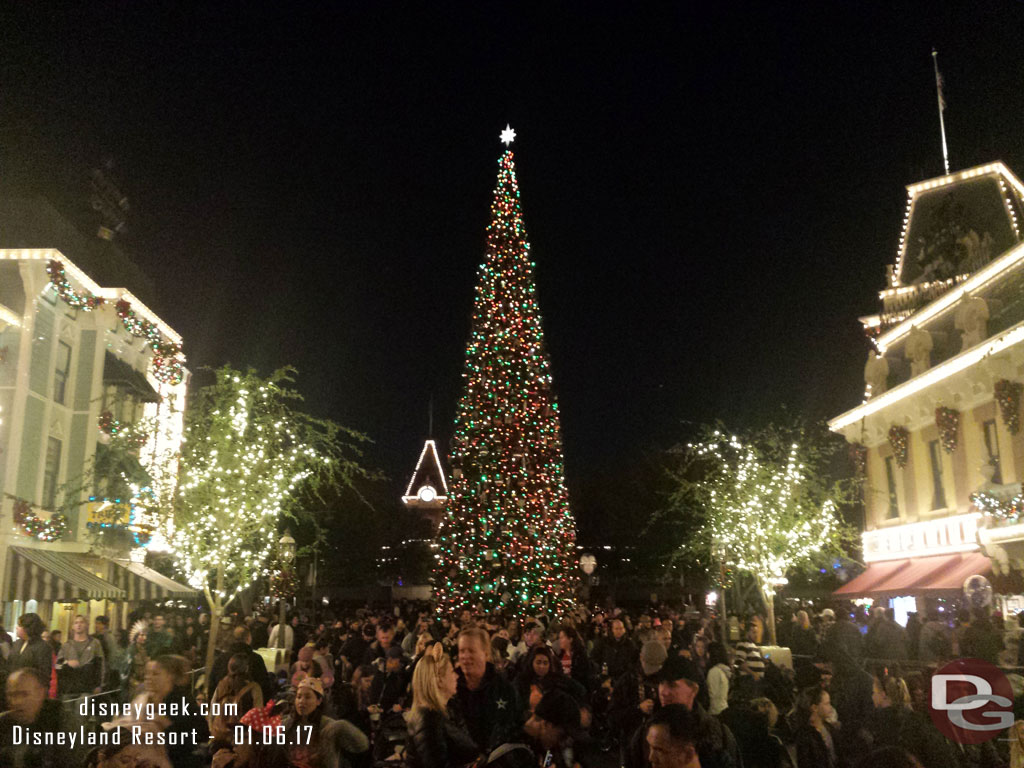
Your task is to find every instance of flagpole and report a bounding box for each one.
[932,48,950,175]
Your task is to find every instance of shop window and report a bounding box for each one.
[929,440,947,510]
[884,456,900,519]
[42,437,62,510]
[53,341,71,404]
[983,419,1002,484]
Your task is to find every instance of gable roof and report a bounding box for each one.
[891,162,1024,287]
[402,439,448,500]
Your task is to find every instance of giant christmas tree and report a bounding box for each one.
[435,127,578,615]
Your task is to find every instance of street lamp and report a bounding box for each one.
[277,530,296,658]
[580,553,597,603]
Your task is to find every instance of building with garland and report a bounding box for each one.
[830,161,1024,619]
[0,203,194,632]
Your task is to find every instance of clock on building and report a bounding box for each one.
[417,485,437,503]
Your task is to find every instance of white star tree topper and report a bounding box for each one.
[500,124,516,146]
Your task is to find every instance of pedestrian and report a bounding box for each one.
[454,626,521,752]
[794,685,838,768]
[705,642,731,716]
[592,618,638,681]
[555,625,593,692]
[644,705,702,768]
[406,642,482,768]
[608,640,666,767]
[0,668,73,767]
[57,613,106,695]
[524,688,591,768]
[9,612,53,687]
[209,653,263,749]
[93,615,122,691]
[282,676,370,768]
[790,610,819,659]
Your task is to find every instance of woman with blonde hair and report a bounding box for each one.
[405,643,481,768]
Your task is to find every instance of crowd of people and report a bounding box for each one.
[0,599,1021,767]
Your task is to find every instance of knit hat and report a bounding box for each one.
[659,655,701,685]
[640,640,668,676]
[296,676,324,698]
[534,689,580,732]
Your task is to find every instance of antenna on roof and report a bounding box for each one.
[932,49,950,176]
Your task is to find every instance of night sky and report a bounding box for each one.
[3,3,1024,545]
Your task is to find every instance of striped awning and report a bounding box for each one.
[5,547,125,603]
[106,559,197,601]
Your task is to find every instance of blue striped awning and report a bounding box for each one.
[6,547,125,602]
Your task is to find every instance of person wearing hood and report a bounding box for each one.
[454,627,521,752]
[524,689,595,768]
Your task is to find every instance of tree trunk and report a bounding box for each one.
[758,578,778,646]
[203,565,225,696]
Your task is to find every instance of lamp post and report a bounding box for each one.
[580,553,597,604]
[277,530,296,660]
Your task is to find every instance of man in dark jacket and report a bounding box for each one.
[609,641,667,768]
[207,626,273,700]
[454,627,521,752]
[627,656,740,768]
[363,619,399,669]
[593,619,638,681]
[865,608,907,660]
[250,614,270,649]
[0,668,73,768]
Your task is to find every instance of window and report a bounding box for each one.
[983,419,1002,484]
[42,437,62,510]
[929,440,947,510]
[884,456,900,519]
[53,341,71,404]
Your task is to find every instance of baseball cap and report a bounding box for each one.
[640,640,668,676]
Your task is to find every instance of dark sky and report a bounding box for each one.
[3,3,1024,544]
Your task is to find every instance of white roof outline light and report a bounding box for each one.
[402,439,449,502]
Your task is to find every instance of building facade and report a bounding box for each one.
[0,247,192,630]
[830,162,1024,617]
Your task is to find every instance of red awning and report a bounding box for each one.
[916,552,992,595]
[833,559,908,597]
[833,552,992,598]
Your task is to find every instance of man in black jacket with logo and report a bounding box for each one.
[454,627,521,752]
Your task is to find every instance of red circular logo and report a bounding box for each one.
[928,658,1014,744]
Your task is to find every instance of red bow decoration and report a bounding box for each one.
[240,700,282,731]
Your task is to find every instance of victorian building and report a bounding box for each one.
[0,202,194,631]
[831,162,1024,616]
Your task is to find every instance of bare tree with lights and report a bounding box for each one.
[670,427,853,646]
[171,366,369,673]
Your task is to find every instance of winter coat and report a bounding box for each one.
[406,707,481,768]
[454,664,521,753]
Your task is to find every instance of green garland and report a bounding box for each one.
[995,380,1022,435]
[12,498,70,541]
[46,260,104,311]
[46,261,185,386]
[888,425,909,468]
[935,407,960,453]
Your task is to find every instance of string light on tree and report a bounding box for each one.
[170,366,368,677]
[434,127,579,616]
[673,430,849,646]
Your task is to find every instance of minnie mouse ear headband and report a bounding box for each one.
[241,700,282,731]
[427,642,447,663]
